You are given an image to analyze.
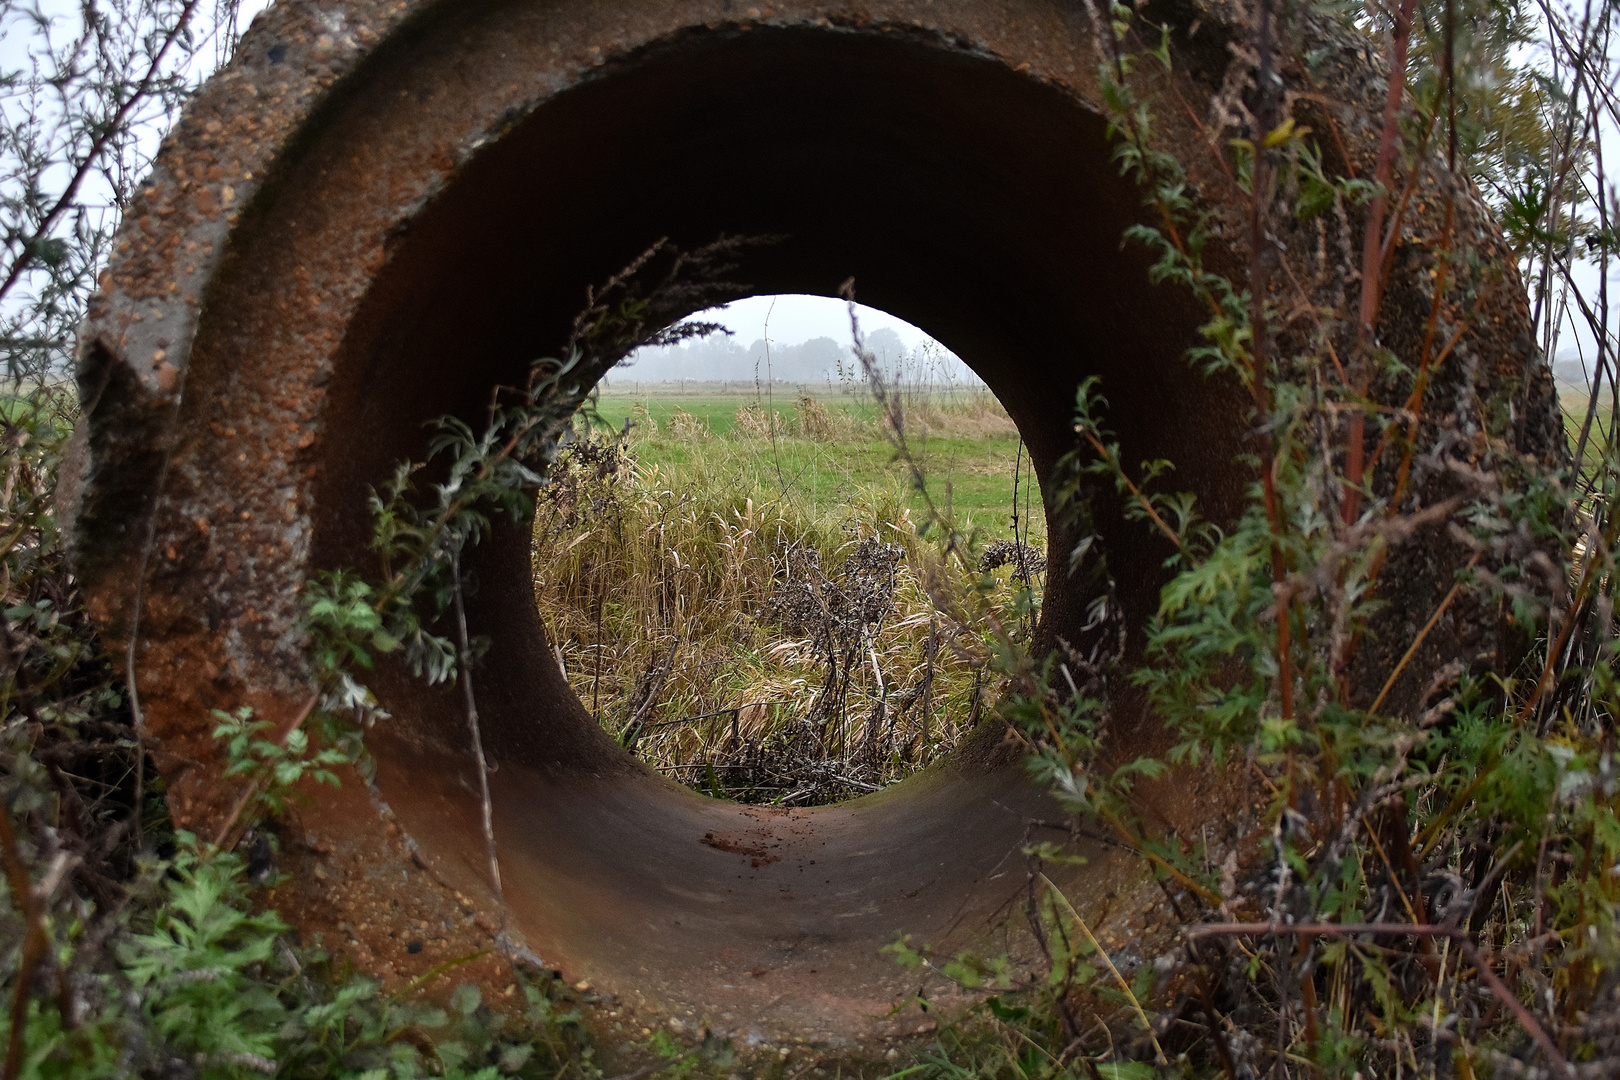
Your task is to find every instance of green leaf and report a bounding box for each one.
[451,983,483,1016]
[985,996,1030,1023]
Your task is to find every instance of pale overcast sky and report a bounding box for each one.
[695,294,937,352]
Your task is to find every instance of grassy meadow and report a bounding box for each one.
[1560,381,1616,477]
[584,381,1040,541]
[533,381,1045,805]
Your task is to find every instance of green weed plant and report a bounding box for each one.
[876,2,1620,1078]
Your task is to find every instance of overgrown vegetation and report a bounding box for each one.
[872,0,1620,1077]
[3,0,1618,1076]
[2,390,604,1078]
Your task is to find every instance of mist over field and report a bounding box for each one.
[612,324,984,385]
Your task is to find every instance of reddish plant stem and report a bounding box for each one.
[1248,0,1296,726]
[1366,293,1470,505]
[1371,145,1436,312]
[1462,942,1574,1077]
[1295,86,1361,181]
[1516,492,1620,726]
[1355,199,1465,597]
[1192,968,1240,1080]
[1276,252,1350,384]
[1,804,48,1080]
[1342,0,1420,528]
[1389,807,1441,977]
[1364,814,1438,974]
[1354,0,1420,339]
[1296,935,1321,1056]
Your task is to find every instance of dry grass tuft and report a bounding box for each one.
[733,403,772,437]
[665,406,710,440]
[792,395,837,440]
[890,387,1019,438]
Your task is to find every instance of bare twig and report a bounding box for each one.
[1369,551,1481,714]
[0,0,206,308]
[1043,874,1168,1066]
[1343,0,1420,526]
[451,546,504,911]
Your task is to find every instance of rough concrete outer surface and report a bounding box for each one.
[69,0,1559,1057]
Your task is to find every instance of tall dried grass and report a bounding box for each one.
[730,386,1016,441]
[531,407,1031,805]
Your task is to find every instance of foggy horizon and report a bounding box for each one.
[608,293,987,387]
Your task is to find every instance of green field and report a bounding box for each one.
[584,382,1042,545]
[1560,384,1616,477]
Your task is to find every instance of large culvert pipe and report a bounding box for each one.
[69,0,1559,1053]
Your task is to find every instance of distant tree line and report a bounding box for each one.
[612,324,985,386]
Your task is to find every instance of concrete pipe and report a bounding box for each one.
[68,0,1559,1053]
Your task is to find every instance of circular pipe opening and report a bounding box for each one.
[302,26,1241,1036]
[75,7,1269,1045]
